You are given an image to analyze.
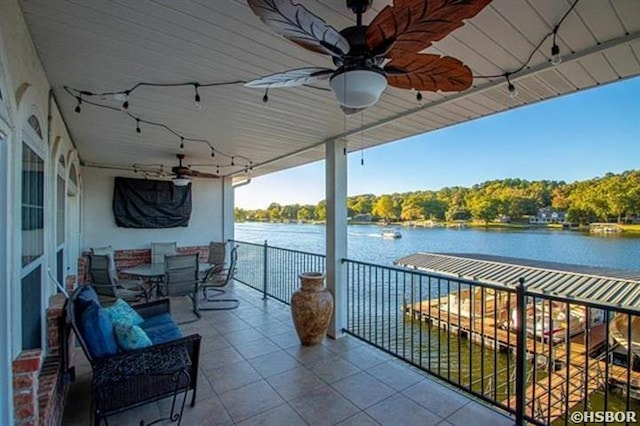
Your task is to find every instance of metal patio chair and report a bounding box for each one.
[164,253,201,323]
[87,254,148,303]
[151,241,177,264]
[198,246,240,311]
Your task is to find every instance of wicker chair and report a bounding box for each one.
[88,254,148,303]
[198,246,240,311]
[65,286,201,426]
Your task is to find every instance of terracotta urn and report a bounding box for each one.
[291,272,334,346]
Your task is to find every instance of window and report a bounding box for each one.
[56,176,65,245]
[22,145,44,266]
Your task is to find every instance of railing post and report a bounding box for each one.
[262,240,268,299]
[515,277,526,426]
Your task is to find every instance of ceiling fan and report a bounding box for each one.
[245,0,492,113]
[170,153,219,186]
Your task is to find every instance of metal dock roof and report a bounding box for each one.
[394,253,640,309]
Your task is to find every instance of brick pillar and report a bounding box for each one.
[12,349,42,425]
[45,295,66,356]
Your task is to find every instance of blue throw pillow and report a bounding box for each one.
[76,285,101,311]
[105,298,144,326]
[113,321,152,351]
[79,302,118,358]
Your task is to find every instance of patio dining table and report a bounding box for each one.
[121,262,215,280]
[122,262,216,299]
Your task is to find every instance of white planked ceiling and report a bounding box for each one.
[18,0,640,179]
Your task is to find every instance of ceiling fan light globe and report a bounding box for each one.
[329,69,387,109]
[172,177,191,187]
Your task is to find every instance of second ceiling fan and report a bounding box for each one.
[245,0,492,112]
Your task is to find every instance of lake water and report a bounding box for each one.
[234,222,640,421]
[235,222,640,272]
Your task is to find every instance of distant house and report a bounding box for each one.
[496,215,511,223]
[529,208,568,224]
[353,213,373,222]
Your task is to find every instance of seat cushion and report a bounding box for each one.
[113,321,152,350]
[105,298,144,325]
[140,314,182,344]
[79,301,118,358]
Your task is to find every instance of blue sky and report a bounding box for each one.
[236,77,640,209]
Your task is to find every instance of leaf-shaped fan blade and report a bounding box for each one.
[245,67,334,88]
[385,53,472,92]
[185,169,219,179]
[367,0,493,58]
[247,0,350,58]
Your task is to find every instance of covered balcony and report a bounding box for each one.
[1,0,639,425]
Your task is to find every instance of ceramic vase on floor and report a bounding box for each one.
[290,272,334,346]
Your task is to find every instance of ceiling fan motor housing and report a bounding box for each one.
[347,0,372,15]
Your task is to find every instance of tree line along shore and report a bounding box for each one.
[235,170,640,229]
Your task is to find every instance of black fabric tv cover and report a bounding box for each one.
[113,177,192,228]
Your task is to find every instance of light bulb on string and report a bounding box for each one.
[194,84,202,110]
[136,118,141,134]
[416,91,423,103]
[216,165,220,175]
[262,89,269,104]
[180,137,184,151]
[74,97,82,113]
[551,44,562,66]
[231,157,235,166]
[505,75,518,99]
[210,148,215,158]
[550,27,562,66]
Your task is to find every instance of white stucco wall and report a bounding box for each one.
[82,166,225,251]
[0,0,82,421]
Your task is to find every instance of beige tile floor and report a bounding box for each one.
[62,283,515,426]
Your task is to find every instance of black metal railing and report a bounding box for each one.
[231,240,325,304]
[231,240,640,425]
[343,259,640,426]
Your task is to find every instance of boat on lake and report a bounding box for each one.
[381,228,402,239]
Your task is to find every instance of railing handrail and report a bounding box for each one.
[230,239,325,258]
[342,257,516,293]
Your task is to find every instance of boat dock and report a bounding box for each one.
[397,252,640,423]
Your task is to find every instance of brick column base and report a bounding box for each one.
[13,349,42,425]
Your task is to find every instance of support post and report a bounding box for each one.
[221,177,235,244]
[262,240,268,300]
[326,138,347,339]
[515,277,527,426]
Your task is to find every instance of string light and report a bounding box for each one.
[194,83,202,110]
[474,0,580,99]
[416,91,423,103]
[551,27,562,66]
[63,86,253,173]
[506,75,518,99]
[262,88,269,104]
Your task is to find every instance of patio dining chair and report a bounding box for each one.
[207,241,226,275]
[88,254,148,303]
[164,253,201,323]
[151,241,177,264]
[198,246,239,311]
